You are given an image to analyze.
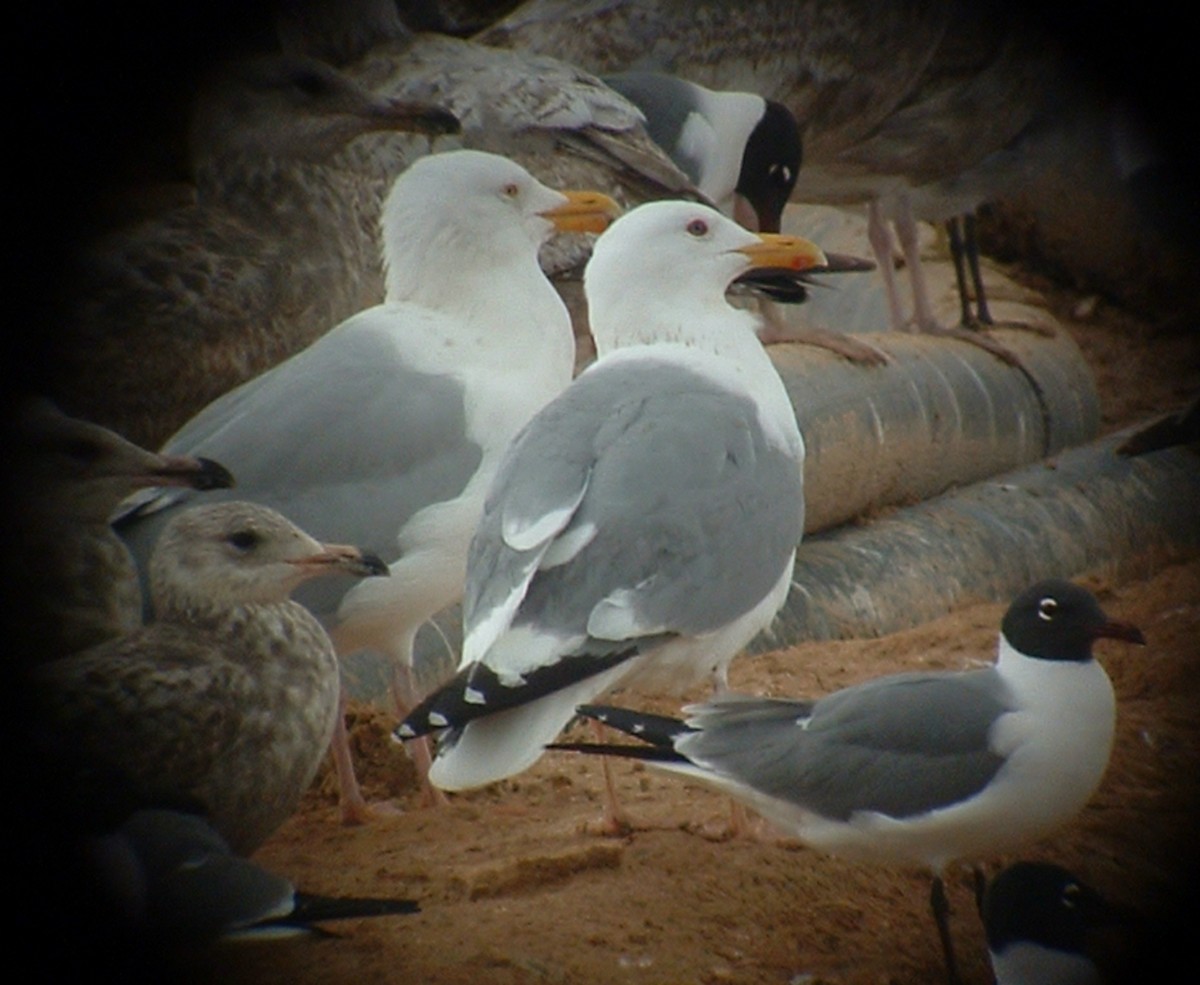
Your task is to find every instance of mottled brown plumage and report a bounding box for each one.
[50,54,459,448]
[4,398,232,663]
[31,501,387,855]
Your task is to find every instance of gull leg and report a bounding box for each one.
[930,874,963,985]
[867,201,908,332]
[895,198,938,332]
[963,213,994,325]
[946,216,975,326]
[594,718,632,835]
[330,685,377,825]
[391,660,449,808]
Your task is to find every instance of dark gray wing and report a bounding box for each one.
[678,671,1012,821]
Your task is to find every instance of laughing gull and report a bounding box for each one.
[554,579,1145,984]
[4,396,232,662]
[600,69,883,363]
[34,501,388,856]
[396,200,846,818]
[980,861,1126,985]
[601,70,801,235]
[115,150,619,818]
[481,1,1075,363]
[36,800,418,980]
[87,808,420,944]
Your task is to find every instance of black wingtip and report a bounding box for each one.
[192,456,236,491]
[287,894,421,925]
[395,648,643,741]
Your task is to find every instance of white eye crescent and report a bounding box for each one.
[1038,597,1058,621]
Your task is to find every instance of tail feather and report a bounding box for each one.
[280,893,420,927]
[575,703,694,748]
[547,740,688,764]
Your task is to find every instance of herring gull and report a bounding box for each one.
[397,199,836,815]
[554,579,1144,985]
[478,0,1076,358]
[601,68,885,362]
[116,149,619,817]
[33,500,388,857]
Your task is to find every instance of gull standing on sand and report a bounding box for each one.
[398,201,848,816]
[34,501,388,857]
[116,150,620,817]
[556,579,1144,985]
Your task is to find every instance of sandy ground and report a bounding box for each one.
[184,263,1200,985]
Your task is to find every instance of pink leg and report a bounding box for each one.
[391,660,449,807]
[867,201,908,332]
[331,684,378,825]
[894,198,939,332]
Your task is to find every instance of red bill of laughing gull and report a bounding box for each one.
[554,579,1145,984]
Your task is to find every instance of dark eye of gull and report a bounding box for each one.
[502,182,520,199]
[1038,597,1059,621]
[1062,882,1081,908]
[227,530,260,552]
[686,218,708,237]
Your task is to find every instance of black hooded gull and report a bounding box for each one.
[601,68,885,362]
[3,396,232,662]
[479,0,1074,361]
[115,149,620,818]
[980,861,1127,985]
[397,200,842,814]
[554,579,1144,985]
[33,501,388,857]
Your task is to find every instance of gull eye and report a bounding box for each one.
[1062,882,1081,908]
[686,218,708,237]
[1038,597,1058,621]
[227,529,260,552]
[502,182,520,199]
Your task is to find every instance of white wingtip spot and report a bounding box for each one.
[464,687,486,705]
[429,712,449,728]
[395,725,415,739]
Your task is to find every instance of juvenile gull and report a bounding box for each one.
[3,397,232,663]
[116,150,619,817]
[34,501,388,856]
[398,200,834,812]
[555,579,1145,985]
[52,53,460,447]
